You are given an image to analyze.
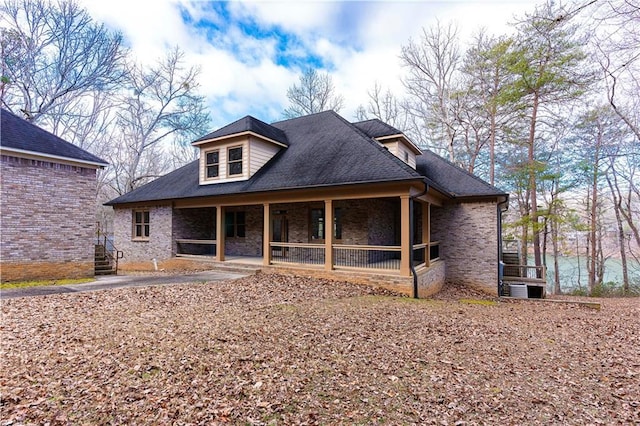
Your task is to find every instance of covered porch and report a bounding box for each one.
[171,193,442,279]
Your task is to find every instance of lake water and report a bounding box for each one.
[540,255,640,292]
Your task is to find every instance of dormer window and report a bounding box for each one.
[228,146,243,176]
[206,150,219,178]
[194,115,287,186]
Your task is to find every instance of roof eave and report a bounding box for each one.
[105,177,426,207]
[1,146,108,168]
[375,134,422,155]
[192,131,288,148]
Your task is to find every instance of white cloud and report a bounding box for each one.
[77,0,538,129]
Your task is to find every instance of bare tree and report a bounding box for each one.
[0,0,126,122]
[400,21,461,162]
[283,68,344,119]
[109,47,210,194]
[590,0,640,141]
[354,82,424,144]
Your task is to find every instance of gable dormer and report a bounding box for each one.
[376,134,421,169]
[192,116,288,185]
[352,119,421,169]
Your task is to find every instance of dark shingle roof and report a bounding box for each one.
[352,119,403,139]
[416,149,506,198]
[106,111,422,205]
[106,111,505,206]
[193,115,288,146]
[1,108,108,166]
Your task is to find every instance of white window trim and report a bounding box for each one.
[204,148,220,180]
[227,145,243,177]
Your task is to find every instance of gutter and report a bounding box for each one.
[497,195,510,296]
[410,180,430,299]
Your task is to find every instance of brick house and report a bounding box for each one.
[107,111,508,296]
[0,109,108,282]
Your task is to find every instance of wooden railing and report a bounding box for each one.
[502,264,546,284]
[173,238,441,273]
[502,239,521,256]
[412,241,441,268]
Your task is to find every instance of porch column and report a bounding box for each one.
[263,203,271,266]
[400,195,411,276]
[216,206,225,262]
[423,202,431,267]
[325,199,333,271]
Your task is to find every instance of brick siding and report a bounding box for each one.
[431,201,499,294]
[113,205,173,263]
[0,155,97,281]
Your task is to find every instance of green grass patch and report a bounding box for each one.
[0,278,94,290]
[459,299,498,306]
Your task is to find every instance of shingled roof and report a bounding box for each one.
[352,119,403,139]
[193,115,288,146]
[0,109,108,167]
[416,149,506,198]
[106,110,505,206]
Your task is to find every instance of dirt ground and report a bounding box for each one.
[1,272,638,425]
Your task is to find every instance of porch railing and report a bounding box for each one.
[270,242,325,265]
[502,239,521,256]
[176,239,217,256]
[173,238,441,273]
[502,264,546,282]
[412,241,441,268]
[333,244,401,270]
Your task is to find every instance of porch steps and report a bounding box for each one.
[502,251,521,278]
[95,244,116,276]
[174,255,263,274]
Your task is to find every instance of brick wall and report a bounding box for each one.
[416,261,446,297]
[0,155,97,281]
[113,205,173,263]
[431,201,499,294]
[173,207,216,240]
[225,205,263,256]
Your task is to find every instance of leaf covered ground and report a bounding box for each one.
[1,272,638,425]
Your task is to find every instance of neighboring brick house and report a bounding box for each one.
[0,109,108,281]
[107,111,508,296]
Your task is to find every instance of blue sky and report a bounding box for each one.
[80,0,539,130]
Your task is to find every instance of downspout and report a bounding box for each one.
[410,181,430,299]
[497,195,510,296]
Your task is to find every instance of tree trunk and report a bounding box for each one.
[588,132,600,295]
[551,216,561,294]
[528,92,542,273]
[608,170,632,294]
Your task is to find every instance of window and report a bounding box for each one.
[311,208,324,240]
[205,150,219,178]
[228,146,243,176]
[403,150,409,163]
[310,207,342,241]
[225,211,246,237]
[133,210,150,240]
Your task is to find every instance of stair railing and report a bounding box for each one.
[96,222,124,274]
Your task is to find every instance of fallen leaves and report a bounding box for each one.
[1,273,638,425]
